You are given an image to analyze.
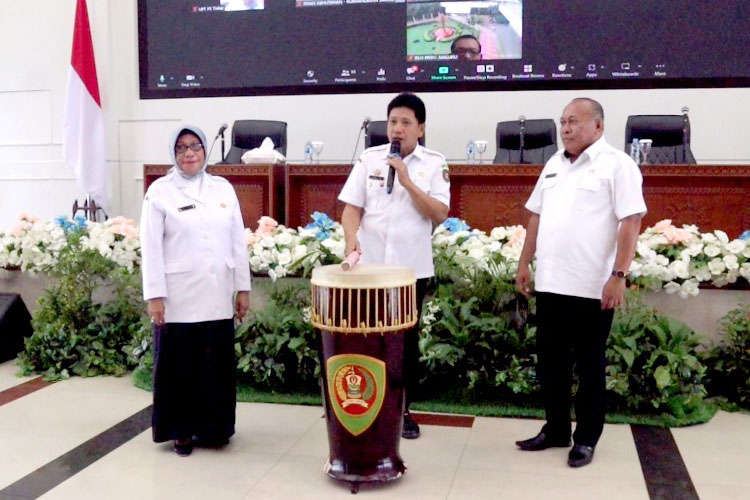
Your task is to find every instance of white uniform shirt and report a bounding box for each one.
[140,170,251,323]
[525,137,647,300]
[338,144,451,279]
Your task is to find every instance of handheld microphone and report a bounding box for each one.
[387,140,401,194]
[518,115,526,164]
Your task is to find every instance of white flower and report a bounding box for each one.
[739,262,750,279]
[707,258,726,275]
[664,282,681,294]
[723,254,739,270]
[668,260,690,279]
[724,239,746,255]
[683,242,704,257]
[703,244,721,258]
[714,230,729,244]
[654,255,670,267]
[277,249,292,266]
[274,231,293,246]
[701,233,718,244]
[291,244,308,262]
[679,279,699,298]
[273,265,288,278]
[489,226,509,240]
[486,240,502,253]
[692,266,712,282]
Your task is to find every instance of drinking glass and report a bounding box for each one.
[311,141,324,163]
[474,140,488,163]
[638,139,652,165]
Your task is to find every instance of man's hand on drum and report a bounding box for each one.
[344,238,361,257]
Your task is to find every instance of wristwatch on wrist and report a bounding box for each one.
[611,270,627,279]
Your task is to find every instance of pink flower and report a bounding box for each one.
[662,226,693,245]
[508,226,527,248]
[652,219,693,245]
[109,216,136,226]
[256,216,278,236]
[110,223,139,238]
[10,221,27,236]
[653,219,673,232]
[245,229,257,246]
[17,212,40,223]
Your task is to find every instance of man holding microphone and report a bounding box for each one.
[338,92,451,439]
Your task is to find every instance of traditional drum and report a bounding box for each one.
[310,264,417,493]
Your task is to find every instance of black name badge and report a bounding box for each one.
[178,204,196,212]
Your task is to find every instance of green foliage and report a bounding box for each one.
[703,302,750,408]
[16,225,147,380]
[420,263,538,397]
[605,290,707,416]
[235,282,319,391]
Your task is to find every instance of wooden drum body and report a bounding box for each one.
[310,264,417,491]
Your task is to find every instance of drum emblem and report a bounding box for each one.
[327,354,386,436]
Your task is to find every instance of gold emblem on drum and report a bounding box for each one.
[327,354,386,436]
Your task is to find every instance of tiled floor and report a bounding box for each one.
[0,360,748,500]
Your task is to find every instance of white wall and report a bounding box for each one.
[1,0,749,229]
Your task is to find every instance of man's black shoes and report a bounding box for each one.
[402,412,420,439]
[567,444,595,467]
[515,431,571,451]
[173,438,193,457]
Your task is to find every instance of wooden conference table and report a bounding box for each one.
[144,163,750,237]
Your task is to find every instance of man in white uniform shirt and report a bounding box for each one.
[514,98,646,467]
[339,92,451,439]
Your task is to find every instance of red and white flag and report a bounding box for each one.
[63,0,107,211]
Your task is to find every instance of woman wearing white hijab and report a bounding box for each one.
[140,125,251,456]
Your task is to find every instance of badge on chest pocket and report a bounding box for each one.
[541,172,558,189]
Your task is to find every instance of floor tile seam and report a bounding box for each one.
[444,418,478,500]
[240,413,324,497]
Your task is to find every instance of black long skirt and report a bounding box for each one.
[152,319,236,444]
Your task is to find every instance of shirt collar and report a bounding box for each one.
[379,143,424,161]
[562,136,607,165]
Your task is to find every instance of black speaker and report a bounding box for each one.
[0,293,33,362]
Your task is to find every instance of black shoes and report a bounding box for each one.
[402,413,420,439]
[567,444,595,467]
[515,431,571,451]
[173,438,193,457]
[193,436,230,448]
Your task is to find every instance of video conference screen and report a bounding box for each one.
[138,0,750,99]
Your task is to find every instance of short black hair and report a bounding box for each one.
[387,92,426,124]
[572,97,604,122]
[450,34,482,54]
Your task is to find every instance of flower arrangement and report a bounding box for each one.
[432,217,525,283]
[2,213,749,293]
[245,212,345,280]
[0,214,140,274]
[629,219,750,297]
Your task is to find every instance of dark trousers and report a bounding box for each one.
[404,278,428,412]
[152,319,236,443]
[535,292,614,447]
